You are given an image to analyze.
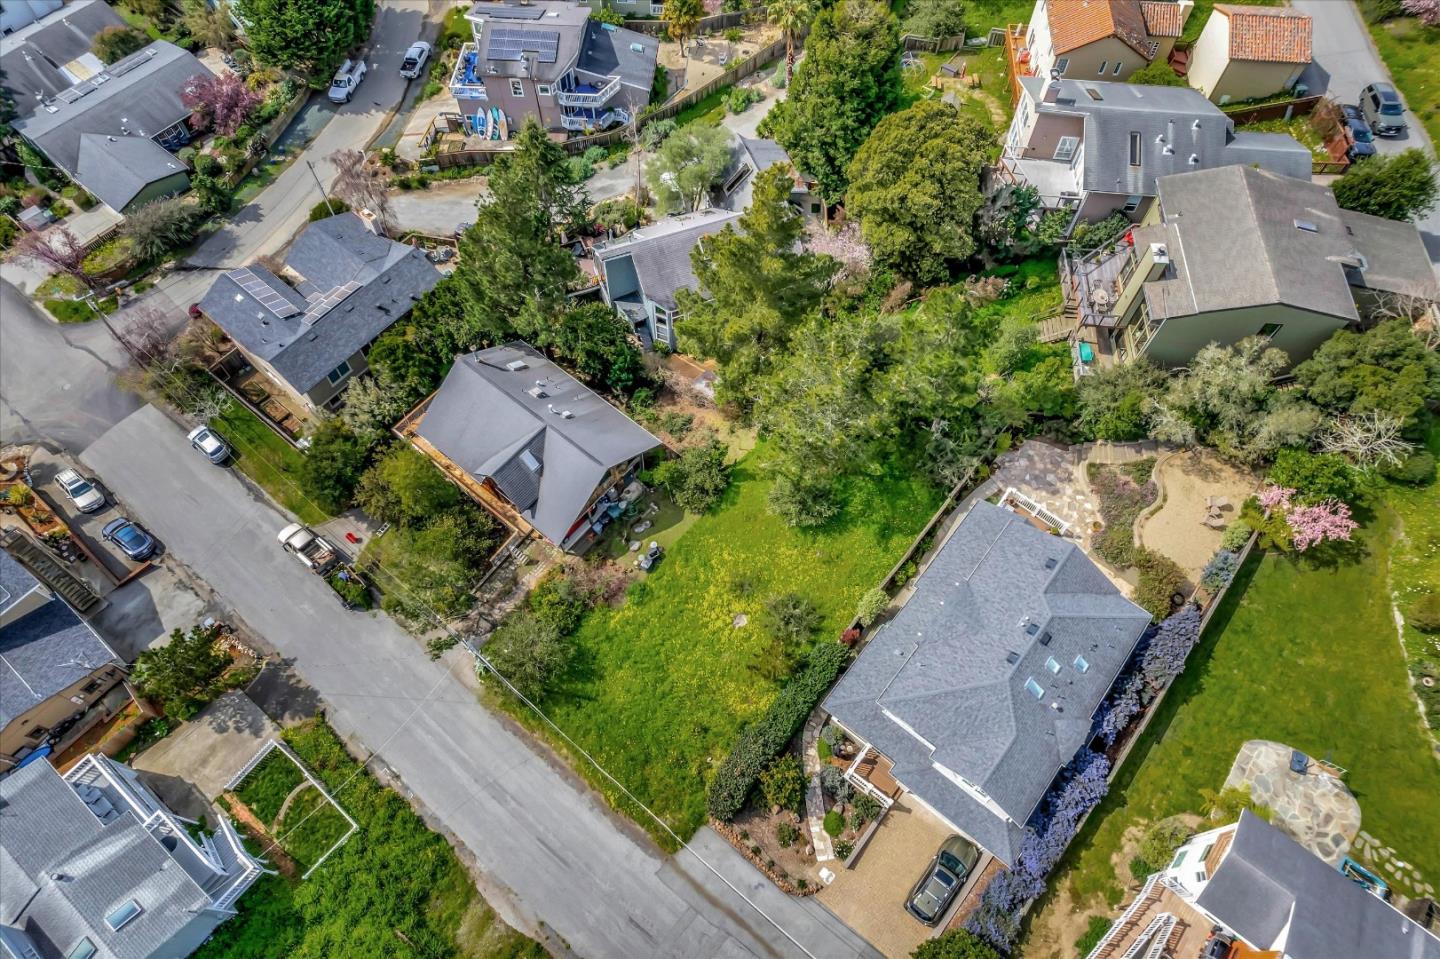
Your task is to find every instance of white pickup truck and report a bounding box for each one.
[278,523,341,574]
[328,58,367,103]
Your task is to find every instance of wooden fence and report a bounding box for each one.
[1220,92,1321,125]
[623,6,766,35]
[901,31,967,53]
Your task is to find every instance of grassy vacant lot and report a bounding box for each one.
[1369,15,1440,149]
[1388,424,1440,735]
[1240,115,1327,159]
[234,750,305,824]
[199,721,543,959]
[211,403,327,525]
[279,785,353,872]
[511,443,941,845]
[1024,510,1440,934]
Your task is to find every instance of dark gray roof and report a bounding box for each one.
[576,20,657,91]
[75,133,188,211]
[594,209,742,310]
[12,41,210,176]
[1197,812,1440,959]
[415,343,661,546]
[198,213,441,393]
[823,502,1150,865]
[0,583,120,727]
[1341,208,1440,301]
[471,1,590,84]
[724,136,797,211]
[1018,76,1311,198]
[0,0,125,118]
[0,551,42,620]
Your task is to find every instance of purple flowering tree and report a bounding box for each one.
[1141,605,1202,690]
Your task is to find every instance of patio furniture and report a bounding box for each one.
[1203,515,1227,530]
[1207,495,1231,511]
[632,520,652,535]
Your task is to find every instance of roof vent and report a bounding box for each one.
[630,42,645,54]
[527,384,548,399]
[1005,651,1021,665]
[1044,557,1058,570]
[1188,153,1199,164]
[1025,622,1040,636]
[505,359,529,371]
[559,410,574,419]
[1294,219,1318,233]
[1039,631,1052,646]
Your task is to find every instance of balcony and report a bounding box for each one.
[999,149,1083,210]
[1116,300,1164,364]
[1004,23,1035,105]
[557,75,621,107]
[1060,241,1140,329]
[560,107,630,132]
[449,43,489,101]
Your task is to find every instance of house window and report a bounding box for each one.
[1073,654,1089,673]
[1024,677,1044,699]
[1128,132,1142,166]
[1054,57,1069,75]
[1098,60,1107,74]
[1170,849,1187,869]
[105,900,143,931]
[325,360,352,386]
[1113,60,1123,75]
[81,679,103,694]
[1122,194,1143,213]
[1053,136,1079,161]
[1257,323,1283,339]
[537,84,552,96]
[1045,656,1061,674]
[650,2,664,14]
[510,79,524,97]
[68,940,98,959]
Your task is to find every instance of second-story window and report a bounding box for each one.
[510,79,524,97]
[1054,136,1079,161]
[1098,60,1107,74]
[1054,56,1069,75]
[537,84,552,96]
[1128,132,1142,166]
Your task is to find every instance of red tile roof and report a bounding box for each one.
[1140,0,1187,37]
[1047,0,1156,60]
[1216,4,1313,64]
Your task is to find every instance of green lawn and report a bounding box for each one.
[1387,423,1440,734]
[1369,16,1440,149]
[671,84,731,128]
[234,750,305,825]
[276,785,352,872]
[964,0,1034,31]
[504,444,942,845]
[211,404,328,525]
[1024,510,1440,934]
[1240,115,1326,160]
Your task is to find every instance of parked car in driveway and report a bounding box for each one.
[187,426,231,464]
[1360,82,1407,136]
[55,467,105,513]
[400,41,430,79]
[102,517,156,561]
[905,835,981,925]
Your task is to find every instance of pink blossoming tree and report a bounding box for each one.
[182,72,261,137]
[1257,484,1294,514]
[1402,0,1440,26]
[1287,500,1358,552]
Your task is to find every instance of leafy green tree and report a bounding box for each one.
[366,322,449,404]
[236,0,376,81]
[340,376,411,437]
[768,0,815,85]
[1332,148,1439,221]
[651,438,731,512]
[364,511,497,622]
[1129,59,1188,86]
[121,197,202,264]
[662,0,705,55]
[455,119,586,350]
[678,167,839,410]
[646,123,734,213]
[131,625,231,716]
[482,611,572,700]
[912,930,1001,959]
[765,0,902,203]
[356,445,462,527]
[758,755,806,810]
[91,26,149,64]
[184,0,237,50]
[527,573,588,635]
[1076,357,1166,440]
[547,303,647,395]
[846,101,990,282]
[1267,448,1367,504]
[299,420,373,513]
[1294,318,1440,425]
[901,0,967,38]
[855,586,888,626]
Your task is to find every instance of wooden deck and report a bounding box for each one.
[1089,882,1214,959]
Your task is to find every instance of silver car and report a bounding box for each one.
[906,835,981,925]
[55,467,105,513]
[187,426,231,464]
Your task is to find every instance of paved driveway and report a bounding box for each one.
[82,404,879,959]
[134,690,280,820]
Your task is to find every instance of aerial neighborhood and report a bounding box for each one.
[3,0,1440,958]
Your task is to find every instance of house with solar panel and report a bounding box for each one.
[196,212,442,414]
[448,1,658,135]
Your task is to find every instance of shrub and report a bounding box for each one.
[776,821,800,847]
[1069,213,1130,254]
[1137,816,1191,873]
[131,624,231,718]
[594,196,642,231]
[1141,605,1202,691]
[328,570,371,609]
[1383,450,1437,485]
[1134,549,1186,621]
[642,118,676,151]
[1200,550,1240,592]
[913,931,1002,959]
[823,809,843,837]
[764,592,820,646]
[121,197,203,264]
[855,586,888,627]
[1076,917,1113,957]
[759,755,806,811]
[1410,593,1440,632]
[651,439,730,513]
[816,737,832,761]
[1220,519,1253,552]
[834,839,854,860]
[706,643,849,820]
[1268,448,1365,505]
[47,199,70,219]
[767,470,842,527]
[91,25,149,63]
[850,793,880,829]
[528,572,588,635]
[309,198,350,221]
[818,764,852,804]
[297,420,372,514]
[482,610,572,700]
[725,86,763,114]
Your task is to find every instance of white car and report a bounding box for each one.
[187,426,231,464]
[399,41,431,80]
[55,467,105,513]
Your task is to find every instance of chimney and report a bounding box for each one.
[1043,69,1062,104]
[356,207,380,235]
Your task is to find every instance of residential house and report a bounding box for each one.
[1065,164,1438,377]
[719,135,819,217]
[448,1,657,135]
[1086,810,1440,959]
[197,212,442,413]
[0,0,122,114]
[1017,0,1192,83]
[0,549,130,774]
[0,753,264,958]
[1185,4,1312,104]
[593,208,740,350]
[1001,73,1311,220]
[401,342,662,553]
[10,40,210,214]
[822,501,1151,867]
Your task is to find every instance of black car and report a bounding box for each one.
[905,835,981,925]
[1340,103,1375,143]
[102,517,157,561]
[1360,82,1406,136]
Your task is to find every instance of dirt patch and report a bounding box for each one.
[713,813,818,894]
[1139,450,1258,581]
[222,792,300,879]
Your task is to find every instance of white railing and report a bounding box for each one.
[449,43,488,100]
[560,108,629,131]
[557,75,620,106]
[1120,914,1170,959]
[1142,916,1177,959]
[1000,486,1071,536]
[841,744,897,809]
[226,739,281,791]
[1086,874,1160,959]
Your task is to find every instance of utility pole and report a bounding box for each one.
[307,160,337,216]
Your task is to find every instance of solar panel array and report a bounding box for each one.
[228,267,301,318]
[488,4,545,18]
[302,281,363,324]
[487,27,560,63]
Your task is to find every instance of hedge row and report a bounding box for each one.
[706,642,850,820]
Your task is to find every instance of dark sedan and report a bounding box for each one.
[905,835,981,925]
[102,517,157,561]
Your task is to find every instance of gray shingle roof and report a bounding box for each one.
[593,209,742,310]
[1018,76,1311,198]
[12,41,210,175]
[0,580,120,727]
[414,343,661,546]
[0,551,42,619]
[1197,811,1440,959]
[823,502,1150,866]
[75,133,188,212]
[576,20,658,92]
[197,213,442,394]
[0,0,125,118]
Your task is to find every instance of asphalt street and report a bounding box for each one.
[82,405,879,959]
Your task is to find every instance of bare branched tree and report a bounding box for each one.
[14,227,93,288]
[114,304,176,368]
[186,382,233,421]
[328,147,394,235]
[1319,410,1413,468]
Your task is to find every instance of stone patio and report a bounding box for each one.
[1223,739,1361,865]
[987,439,1099,544]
